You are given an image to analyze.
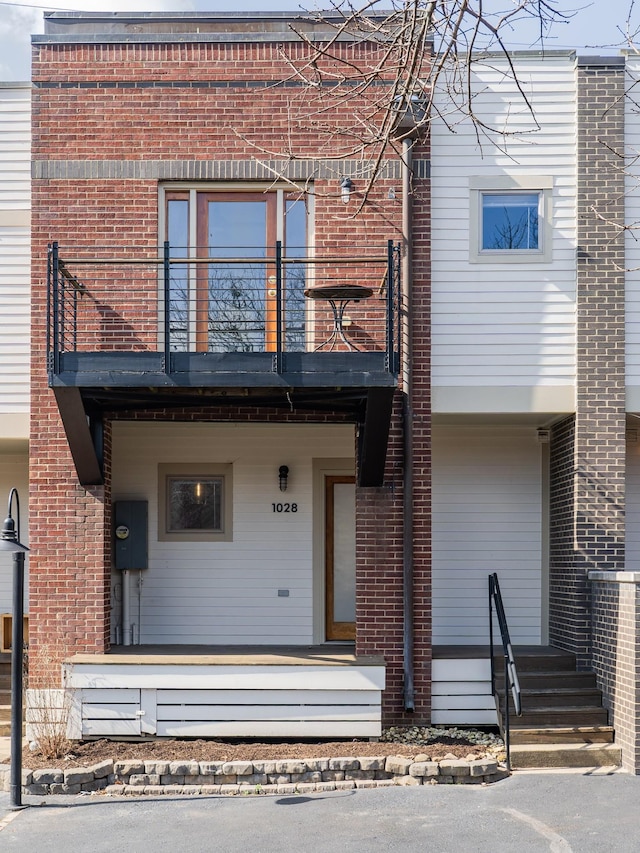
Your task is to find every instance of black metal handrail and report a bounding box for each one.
[488,572,522,771]
[47,240,401,374]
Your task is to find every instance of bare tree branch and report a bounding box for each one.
[232,2,569,204]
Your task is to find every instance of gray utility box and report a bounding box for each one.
[114,500,148,570]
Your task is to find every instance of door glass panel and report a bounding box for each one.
[207,201,267,352]
[332,482,356,624]
[167,199,189,351]
[284,197,307,352]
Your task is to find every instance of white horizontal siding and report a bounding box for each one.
[0,86,30,416]
[432,55,576,401]
[153,720,380,737]
[0,87,30,210]
[432,426,542,645]
[431,658,496,725]
[62,664,384,738]
[112,421,353,645]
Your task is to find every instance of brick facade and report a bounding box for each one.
[30,21,431,725]
[26,16,640,766]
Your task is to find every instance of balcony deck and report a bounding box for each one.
[51,349,396,393]
[47,242,401,487]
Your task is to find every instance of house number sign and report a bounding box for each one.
[272,503,298,513]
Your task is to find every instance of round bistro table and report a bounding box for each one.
[304,283,374,351]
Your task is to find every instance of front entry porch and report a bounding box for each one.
[58,645,385,741]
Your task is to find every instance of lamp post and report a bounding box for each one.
[0,488,29,810]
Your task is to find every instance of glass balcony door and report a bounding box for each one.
[196,192,276,353]
[166,190,308,353]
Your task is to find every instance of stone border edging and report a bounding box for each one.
[1,755,508,796]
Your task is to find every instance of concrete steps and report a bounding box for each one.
[502,705,609,728]
[0,707,10,737]
[495,647,621,769]
[501,687,604,709]
[498,670,598,690]
[0,656,9,733]
[508,725,615,745]
[510,742,622,769]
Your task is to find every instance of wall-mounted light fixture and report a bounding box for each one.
[340,177,353,204]
[278,465,289,492]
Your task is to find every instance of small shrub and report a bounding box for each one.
[26,645,72,760]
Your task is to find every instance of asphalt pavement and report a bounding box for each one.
[0,768,638,852]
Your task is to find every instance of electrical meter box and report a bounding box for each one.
[114,501,148,570]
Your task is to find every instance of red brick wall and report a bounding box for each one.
[30,33,431,726]
[32,41,408,164]
[356,144,431,724]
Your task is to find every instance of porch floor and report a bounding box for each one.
[67,644,384,667]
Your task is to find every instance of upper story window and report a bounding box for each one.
[162,185,311,353]
[469,176,552,264]
[481,192,539,251]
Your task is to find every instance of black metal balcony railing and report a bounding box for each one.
[47,241,401,378]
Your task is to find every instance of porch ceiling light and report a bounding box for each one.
[279,465,289,492]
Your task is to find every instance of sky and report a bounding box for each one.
[0,0,639,81]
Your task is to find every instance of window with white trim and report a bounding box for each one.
[158,463,233,542]
[469,177,552,263]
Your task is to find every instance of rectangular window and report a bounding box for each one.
[469,176,552,264]
[158,463,233,542]
[167,476,223,533]
[481,192,539,251]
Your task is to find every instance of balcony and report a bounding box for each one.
[47,241,401,487]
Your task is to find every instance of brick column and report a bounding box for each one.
[590,574,640,773]
[356,399,407,722]
[356,148,432,726]
[575,58,627,580]
[548,415,579,651]
[549,59,627,670]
